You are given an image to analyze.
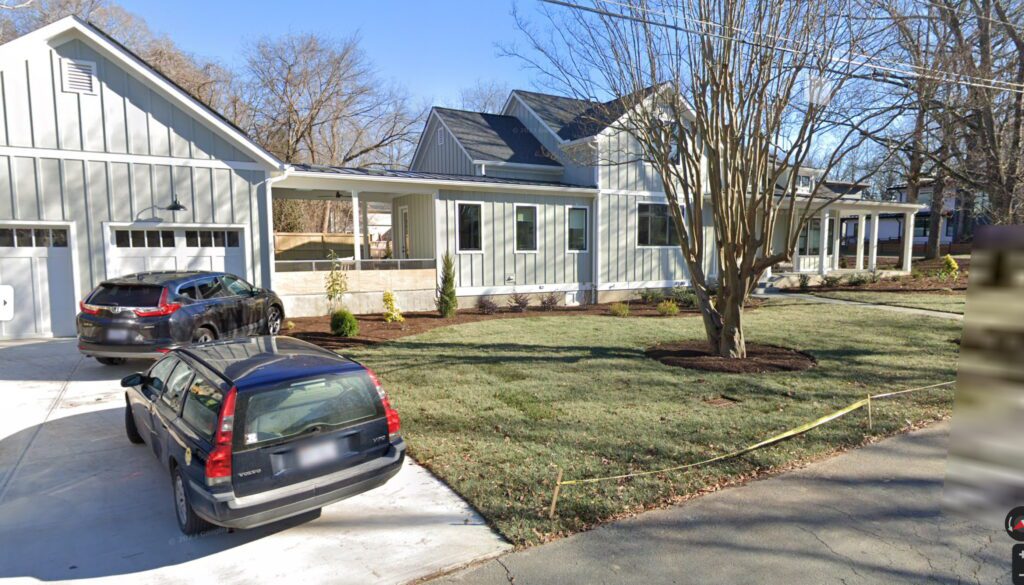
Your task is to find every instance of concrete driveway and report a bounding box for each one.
[0,339,508,584]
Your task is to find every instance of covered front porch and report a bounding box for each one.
[269,169,439,317]
[774,200,924,277]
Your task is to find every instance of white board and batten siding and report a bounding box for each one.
[0,33,273,338]
[436,191,593,293]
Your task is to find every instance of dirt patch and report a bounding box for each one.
[288,299,765,350]
[645,341,816,373]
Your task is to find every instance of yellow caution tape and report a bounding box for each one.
[556,380,954,487]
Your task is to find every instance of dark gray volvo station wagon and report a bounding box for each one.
[121,335,405,534]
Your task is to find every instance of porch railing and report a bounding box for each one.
[275,258,436,272]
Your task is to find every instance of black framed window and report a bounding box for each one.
[457,203,482,252]
[515,205,537,252]
[914,215,929,238]
[637,203,680,247]
[568,207,588,252]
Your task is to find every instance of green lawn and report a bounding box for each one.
[810,290,966,314]
[345,303,959,545]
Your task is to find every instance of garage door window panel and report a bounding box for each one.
[15,229,32,247]
[0,229,13,247]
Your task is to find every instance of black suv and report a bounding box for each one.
[78,271,284,365]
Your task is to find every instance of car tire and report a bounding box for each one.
[172,466,212,535]
[266,306,283,335]
[96,357,127,366]
[125,404,144,444]
[193,327,216,344]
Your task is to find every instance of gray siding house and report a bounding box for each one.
[0,16,924,339]
[0,17,282,338]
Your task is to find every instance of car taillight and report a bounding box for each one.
[79,300,101,315]
[133,288,181,318]
[366,368,401,440]
[206,386,237,487]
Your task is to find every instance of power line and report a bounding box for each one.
[597,0,1024,92]
[540,0,1024,95]
[912,0,1024,37]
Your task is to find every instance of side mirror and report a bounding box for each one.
[121,373,147,388]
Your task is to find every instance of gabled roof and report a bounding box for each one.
[432,107,561,167]
[1,16,283,170]
[511,87,661,142]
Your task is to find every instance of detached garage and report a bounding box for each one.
[0,16,283,339]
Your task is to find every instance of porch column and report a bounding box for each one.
[855,215,866,270]
[360,201,371,258]
[902,211,914,272]
[351,190,362,269]
[818,208,830,276]
[868,213,879,271]
[831,212,842,270]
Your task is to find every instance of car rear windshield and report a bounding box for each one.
[240,371,383,447]
[89,284,164,306]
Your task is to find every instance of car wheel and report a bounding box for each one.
[125,404,144,444]
[193,327,215,344]
[96,357,127,366]
[266,306,283,335]
[172,467,212,535]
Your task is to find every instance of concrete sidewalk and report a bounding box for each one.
[432,422,1004,585]
[760,292,964,321]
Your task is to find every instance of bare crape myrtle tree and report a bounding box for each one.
[510,0,902,358]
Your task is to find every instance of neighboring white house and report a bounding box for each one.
[0,16,923,339]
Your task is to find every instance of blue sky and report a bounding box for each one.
[119,0,546,106]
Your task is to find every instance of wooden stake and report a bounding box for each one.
[867,394,873,431]
[548,468,564,520]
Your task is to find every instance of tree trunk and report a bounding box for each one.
[925,176,945,259]
[711,285,747,359]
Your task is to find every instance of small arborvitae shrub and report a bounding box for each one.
[670,286,698,308]
[656,299,680,316]
[477,296,499,315]
[609,302,630,317]
[847,274,868,287]
[330,310,359,337]
[382,291,404,323]
[798,273,811,291]
[939,254,960,280]
[638,289,665,305]
[436,251,458,318]
[508,292,531,313]
[539,291,560,311]
[839,256,849,269]
[823,275,842,288]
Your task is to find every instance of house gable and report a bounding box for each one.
[0,16,281,170]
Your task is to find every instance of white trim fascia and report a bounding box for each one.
[0,146,267,172]
[456,282,588,296]
[0,219,83,313]
[601,189,668,197]
[10,17,283,171]
[280,170,599,196]
[397,205,410,258]
[597,279,689,291]
[565,205,589,254]
[509,92,568,144]
[474,160,563,173]
[409,113,438,171]
[513,203,539,254]
[596,83,697,140]
[454,200,484,255]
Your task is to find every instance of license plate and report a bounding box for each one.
[106,328,129,342]
[297,441,338,468]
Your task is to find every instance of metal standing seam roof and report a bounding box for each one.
[287,164,596,189]
[432,107,561,167]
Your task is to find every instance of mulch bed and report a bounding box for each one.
[645,340,817,373]
[287,299,764,350]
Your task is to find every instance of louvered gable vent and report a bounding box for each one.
[61,59,97,95]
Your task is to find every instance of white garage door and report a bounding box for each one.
[105,224,247,280]
[0,224,77,338]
